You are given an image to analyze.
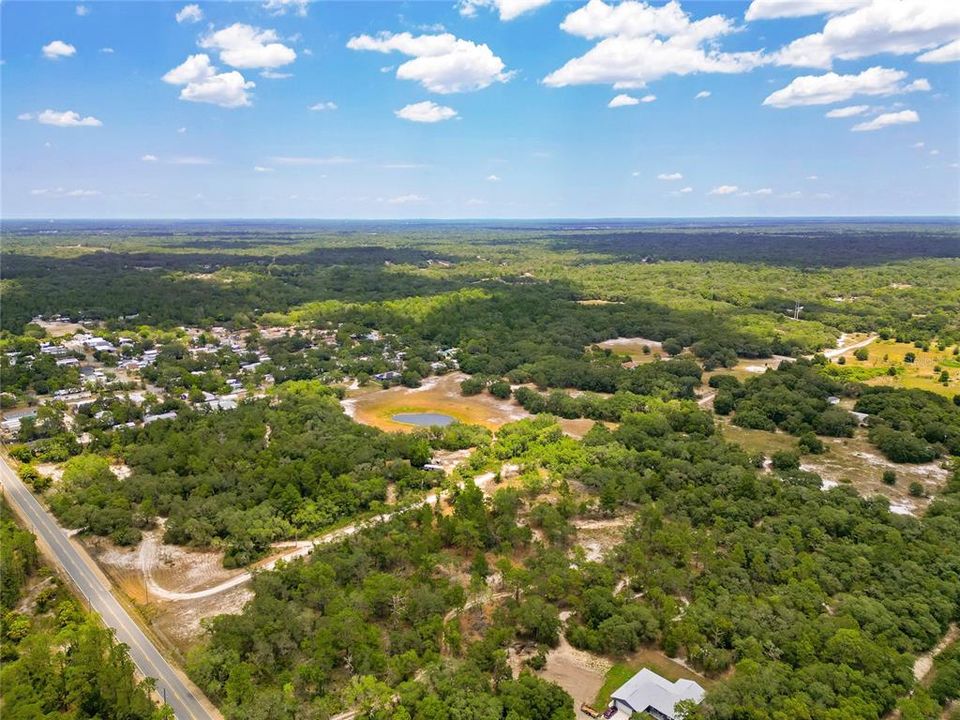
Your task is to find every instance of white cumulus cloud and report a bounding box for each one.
[37,109,102,127]
[695,90,711,99]
[263,0,311,17]
[763,66,929,108]
[43,40,76,60]
[347,31,511,94]
[141,154,158,162]
[76,5,90,16]
[309,101,338,111]
[657,172,683,180]
[543,0,765,90]
[486,174,501,181]
[771,0,960,68]
[745,0,869,21]
[709,184,739,195]
[608,93,639,107]
[163,54,255,108]
[458,0,550,21]
[825,104,869,117]
[851,109,919,132]
[175,4,203,23]
[395,101,459,123]
[200,23,296,69]
[917,39,960,63]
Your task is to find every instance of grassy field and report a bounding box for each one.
[593,650,713,708]
[594,337,664,364]
[834,339,960,397]
[720,422,951,515]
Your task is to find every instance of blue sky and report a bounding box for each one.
[2,0,958,219]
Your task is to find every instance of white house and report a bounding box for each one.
[609,669,704,720]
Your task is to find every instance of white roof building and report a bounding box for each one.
[609,669,704,720]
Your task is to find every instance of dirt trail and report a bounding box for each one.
[820,333,877,360]
[142,472,497,602]
[914,623,958,682]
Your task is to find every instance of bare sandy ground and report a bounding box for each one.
[573,516,633,563]
[538,613,611,717]
[35,319,86,337]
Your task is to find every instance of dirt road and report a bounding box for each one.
[143,472,497,601]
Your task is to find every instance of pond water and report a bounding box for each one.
[392,412,456,427]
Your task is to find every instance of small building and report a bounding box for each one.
[1,410,36,438]
[40,343,69,357]
[609,669,704,720]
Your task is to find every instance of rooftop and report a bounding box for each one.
[611,669,704,720]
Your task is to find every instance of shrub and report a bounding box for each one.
[908,482,924,497]
[813,408,857,438]
[882,470,897,485]
[869,426,938,464]
[772,450,800,471]
[798,432,825,454]
[854,348,869,361]
[662,338,683,356]
[713,390,736,416]
[488,380,512,400]
[460,377,486,396]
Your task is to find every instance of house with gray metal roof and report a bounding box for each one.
[609,668,704,720]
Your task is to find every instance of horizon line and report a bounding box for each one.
[3,214,959,223]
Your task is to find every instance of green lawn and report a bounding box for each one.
[592,651,713,708]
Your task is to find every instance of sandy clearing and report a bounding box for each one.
[539,614,611,718]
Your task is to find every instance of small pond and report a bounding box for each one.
[392,412,456,427]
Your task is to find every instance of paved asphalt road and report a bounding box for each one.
[0,455,218,720]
